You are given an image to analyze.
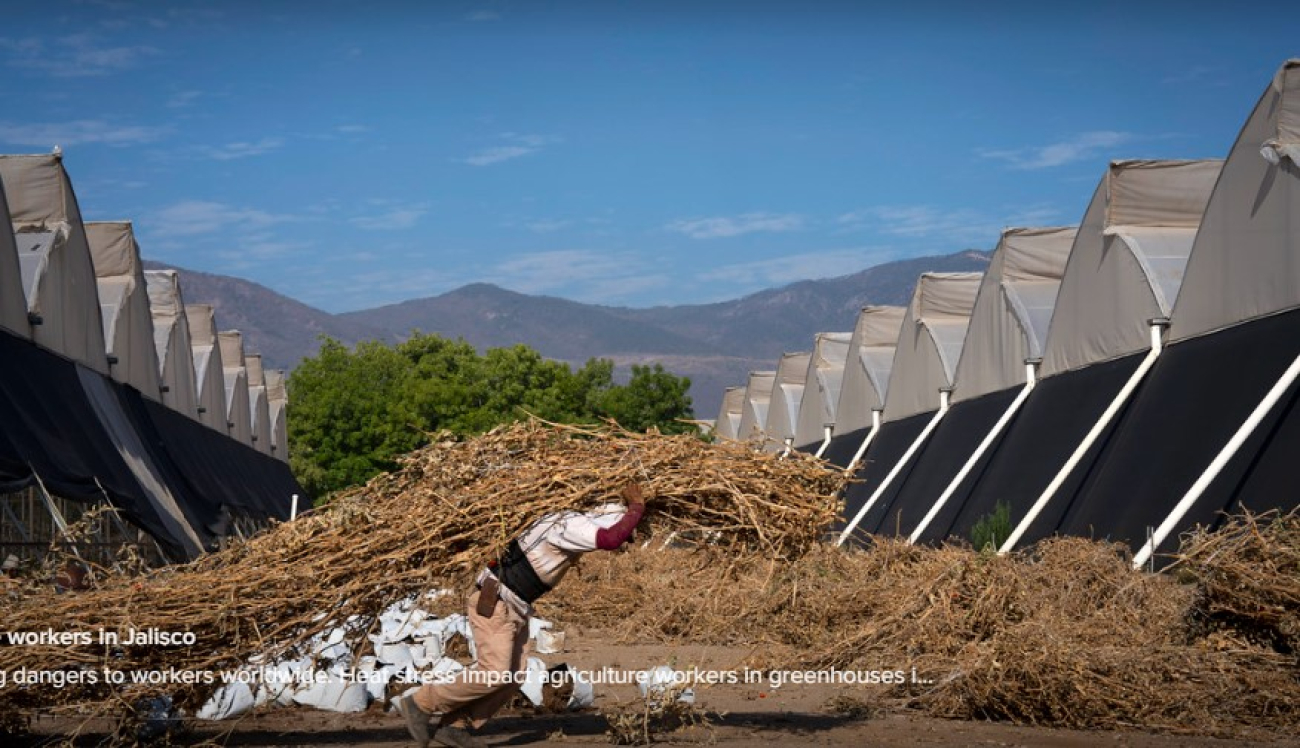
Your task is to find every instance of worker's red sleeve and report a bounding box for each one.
[595,503,645,550]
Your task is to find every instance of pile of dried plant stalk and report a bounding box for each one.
[1,417,1297,741]
[1173,510,1300,655]
[546,512,1300,738]
[0,420,843,723]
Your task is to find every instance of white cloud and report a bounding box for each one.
[0,33,158,77]
[148,201,295,236]
[0,119,169,148]
[666,212,804,239]
[166,90,203,108]
[699,248,902,287]
[336,124,370,134]
[461,145,533,166]
[458,133,558,167]
[351,203,429,230]
[979,131,1132,170]
[216,237,309,263]
[487,250,669,303]
[838,204,1063,245]
[466,10,501,21]
[198,137,285,161]
[524,219,574,233]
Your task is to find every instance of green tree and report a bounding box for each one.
[593,363,694,434]
[287,338,419,498]
[287,333,698,497]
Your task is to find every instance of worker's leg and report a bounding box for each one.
[411,588,526,721]
[454,611,531,728]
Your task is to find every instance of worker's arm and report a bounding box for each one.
[595,484,646,550]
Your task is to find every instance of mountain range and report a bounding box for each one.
[147,250,991,418]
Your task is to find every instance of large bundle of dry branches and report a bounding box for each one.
[0,420,843,720]
[547,525,1300,737]
[1173,509,1300,654]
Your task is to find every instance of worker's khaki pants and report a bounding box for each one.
[412,587,529,729]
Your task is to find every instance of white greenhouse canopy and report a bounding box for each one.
[185,303,230,434]
[735,370,776,443]
[0,181,27,337]
[86,221,162,399]
[951,226,1076,403]
[144,270,200,418]
[882,273,982,422]
[1041,159,1222,378]
[835,306,906,435]
[0,153,107,372]
[713,386,746,441]
[1170,60,1300,343]
[794,331,852,448]
[763,351,812,453]
[218,330,253,447]
[245,354,274,457]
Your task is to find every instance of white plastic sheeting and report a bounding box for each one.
[86,222,162,399]
[951,227,1076,403]
[196,593,588,720]
[762,351,811,453]
[265,369,289,462]
[144,270,200,417]
[793,332,852,449]
[0,153,107,372]
[246,354,274,457]
[712,386,746,441]
[835,306,906,435]
[1041,160,1221,378]
[882,273,982,422]
[185,304,230,434]
[1171,59,1300,343]
[218,331,253,446]
[0,182,27,337]
[735,370,776,443]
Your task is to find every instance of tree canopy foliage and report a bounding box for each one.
[287,333,695,497]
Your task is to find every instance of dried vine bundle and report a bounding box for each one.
[0,420,844,720]
[549,531,1300,737]
[1172,508,1300,654]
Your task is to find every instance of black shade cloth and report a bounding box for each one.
[0,329,188,558]
[836,411,931,546]
[1053,307,1300,558]
[819,425,872,470]
[0,328,306,559]
[938,353,1146,546]
[878,387,1021,542]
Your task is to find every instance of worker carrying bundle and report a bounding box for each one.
[396,483,647,748]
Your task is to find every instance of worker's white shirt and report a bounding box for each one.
[479,508,625,616]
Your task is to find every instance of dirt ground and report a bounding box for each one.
[18,627,1300,747]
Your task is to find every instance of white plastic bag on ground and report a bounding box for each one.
[292,675,370,713]
[196,681,255,720]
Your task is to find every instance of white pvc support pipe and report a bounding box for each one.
[847,410,884,473]
[813,425,833,459]
[1132,351,1300,570]
[910,362,1039,545]
[780,437,794,458]
[1000,322,1167,554]
[290,493,300,521]
[837,392,951,547]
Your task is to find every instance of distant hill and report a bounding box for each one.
[340,283,720,359]
[148,249,991,418]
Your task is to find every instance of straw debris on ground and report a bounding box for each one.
[543,516,1300,738]
[0,420,1296,742]
[0,420,843,724]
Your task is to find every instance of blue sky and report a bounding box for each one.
[0,1,1293,313]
